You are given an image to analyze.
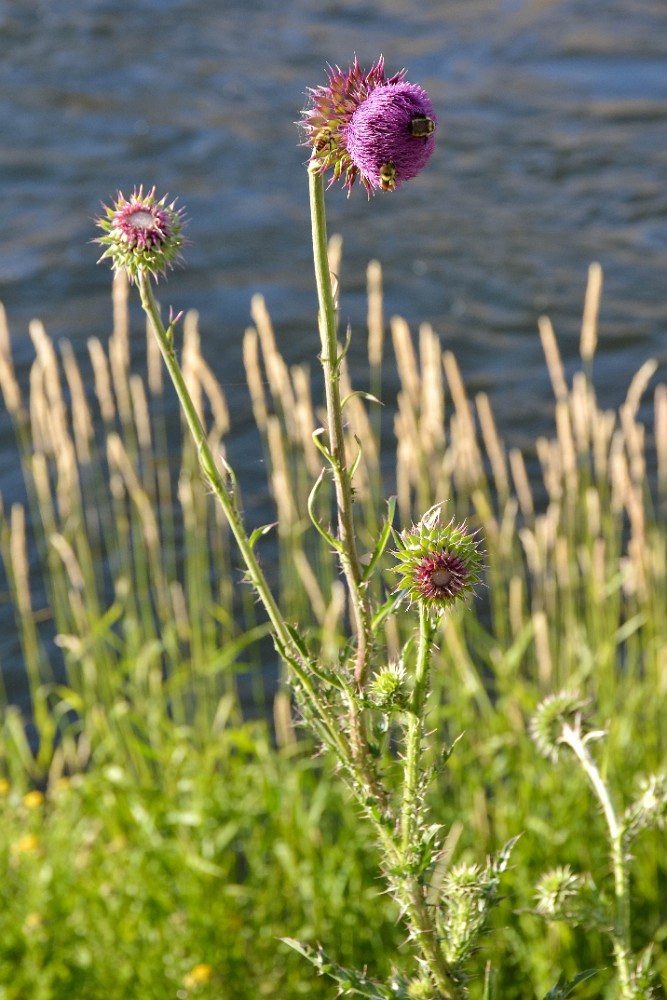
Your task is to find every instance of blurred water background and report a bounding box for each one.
[1,0,666,695]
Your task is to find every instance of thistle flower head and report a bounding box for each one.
[392,504,484,616]
[300,56,437,196]
[95,185,186,283]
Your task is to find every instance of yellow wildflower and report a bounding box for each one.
[182,963,214,989]
[22,790,45,809]
[13,834,40,854]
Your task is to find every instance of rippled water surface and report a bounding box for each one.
[1,0,666,688]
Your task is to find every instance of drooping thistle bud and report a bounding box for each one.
[529,690,592,764]
[392,504,484,616]
[300,56,438,196]
[95,186,186,283]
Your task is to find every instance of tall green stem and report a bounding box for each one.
[399,606,461,998]
[562,725,634,998]
[138,274,285,644]
[308,168,373,688]
[137,273,354,764]
[401,604,435,853]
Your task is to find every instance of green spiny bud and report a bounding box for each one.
[534,865,610,930]
[438,863,490,967]
[534,865,587,922]
[406,975,434,999]
[369,662,408,710]
[624,773,667,843]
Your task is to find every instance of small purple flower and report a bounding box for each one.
[392,505,484,615]
[301,56,438,196]
[95,186,186,283]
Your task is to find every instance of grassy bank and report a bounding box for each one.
[0,258,665,997]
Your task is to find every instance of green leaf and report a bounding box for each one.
[482,961,495,1000]
[341,390,383,410]
[541,970,598,999]
[332,321,353,371]
[349,435,363,481]
[494,834,522,876]
[204,621,273,671]
[248,522,277,548]
[307,467,342,551]
[284,623,310,659]
[371,592,401,632]
[279,939,395,998]
[362,496,397,583]
[312,427,334,464]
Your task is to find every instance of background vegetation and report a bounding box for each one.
[0,256,664,998]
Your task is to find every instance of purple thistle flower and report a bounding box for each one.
[301,56,438,196]
[95,186,186,283]
[392,505,484,615]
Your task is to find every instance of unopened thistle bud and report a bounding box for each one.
[392,505,484,615]
[624,773,667,842]
[369,662,408,711]
[95,186,186,283]
[534,866,588,923]
[406,976,434,1000]
[300,56,438,196]
[438,862,488,966]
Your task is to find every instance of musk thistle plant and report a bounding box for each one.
[94,57,522,1000]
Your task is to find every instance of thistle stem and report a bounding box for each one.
[398,607,462,999]
[405,885,461,1000]
[138,275,279,631]
[401,604,435,853]
[561,724,634,998]
[137,273,353,761]
[308,168,373,688]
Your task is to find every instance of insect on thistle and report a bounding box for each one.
[409,113,436,138]
[313,126,334,155]
[379,161,397,191]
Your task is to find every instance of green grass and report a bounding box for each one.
[0,720,399,1000]
[0,258,665,997]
